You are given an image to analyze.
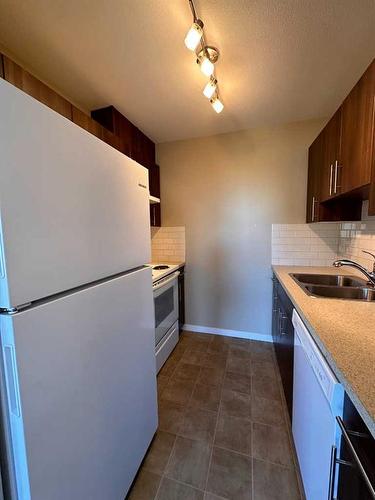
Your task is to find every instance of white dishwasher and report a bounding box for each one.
[292,310,344,500]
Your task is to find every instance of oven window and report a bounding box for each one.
[155,287,174,328]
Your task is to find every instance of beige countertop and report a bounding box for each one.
[273,265,375,437]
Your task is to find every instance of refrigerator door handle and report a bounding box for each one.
[3,345,21,417]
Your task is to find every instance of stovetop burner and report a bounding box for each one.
[153,265,170,270]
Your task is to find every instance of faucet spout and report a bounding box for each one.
[332,257,375,287]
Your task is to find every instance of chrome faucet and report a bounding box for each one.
[333,251,375,287]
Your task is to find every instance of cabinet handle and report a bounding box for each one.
[329,164,334,196]
[153,206,156,226]
[333,160,341,194]
[311,196,317,222]
[336,416,375,499]
[279,311,287,335]
[328,445,337,500]
[272,295,278,313]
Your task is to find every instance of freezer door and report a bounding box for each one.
[0,79,151,309]
[0,267,157,500]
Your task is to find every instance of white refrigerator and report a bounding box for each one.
[0,79,157,499]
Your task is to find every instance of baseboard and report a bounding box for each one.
[182,324,273,343]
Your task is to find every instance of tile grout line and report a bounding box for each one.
[156,333,212,498]
[160,475,206,495]
[154,335,197,499]
[178,334,215,496]
[156,335,295,498]
[202,343,230,496]
[203,340,254,496]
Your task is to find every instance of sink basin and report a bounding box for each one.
[291,273,368,287]
[304,285,375,301]
[289,273,375,301]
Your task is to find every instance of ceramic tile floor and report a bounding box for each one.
[127,332,303,500]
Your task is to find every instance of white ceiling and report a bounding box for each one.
[0,0,374,143]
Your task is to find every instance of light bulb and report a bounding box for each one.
[184,20,203,51]
[203,78,217,99]
[199,56,214,77]
[211,96,224,113]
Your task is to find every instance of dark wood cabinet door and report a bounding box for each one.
[0,53,4,78]
[278,314,294,422]
[337,393,375,500]
[72,106,103,139]
[341,60,375,193]
[3,56,72,119]
[149,164,160,198]
[271,278,279,342]
[178,269,185,333]
[142,134,156,169]
[114,110,136,158]
[321,109,342,200]
[150,204,161,227]
[272,277,294,423]
[306,133,324,222]
[102,128,124,153]
[91,106,156,168]
[133,128,155,168]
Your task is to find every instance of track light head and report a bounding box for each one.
[210,95,224,113]
[184,19,204,51]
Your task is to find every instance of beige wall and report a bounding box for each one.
[157,119,324,337]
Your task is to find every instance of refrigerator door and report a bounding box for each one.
[0,79,151,309]
[0,267,157,500]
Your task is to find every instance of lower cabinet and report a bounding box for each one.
[272,275,294,422]
[178,267,185,333]
[335,393,375,500]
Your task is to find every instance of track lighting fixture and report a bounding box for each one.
[185,0,224,112]
[210,95,224,113]
[203,77,217,99]
[197,54,214,77]
[184,19,204,51]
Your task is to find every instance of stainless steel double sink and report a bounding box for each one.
[290,273,375,301]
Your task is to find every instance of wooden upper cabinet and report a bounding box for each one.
[133,129,155,169]
[306,133,324,222]
[91,106,136,158]
[340,60,375,193]
[72,106,103,139]
[101,128,124,153]
[91,105,156,169]
[149,164,160,198]
[3,56,72,119]
[320,109,342,201]
[307,58,375,221]
[0,53,4,79]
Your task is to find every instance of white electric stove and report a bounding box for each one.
[150,263,181,283]
[149,263,181,372]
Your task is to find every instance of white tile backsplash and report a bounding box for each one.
[338,201,375,271]
[272,201,375,271]
[151,226,186,263]
[272,223,340,266]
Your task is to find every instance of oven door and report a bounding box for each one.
[153,271,179,346]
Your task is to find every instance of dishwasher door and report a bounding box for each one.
[292,310,343,500]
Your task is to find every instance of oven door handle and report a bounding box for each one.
[153,271,180,291]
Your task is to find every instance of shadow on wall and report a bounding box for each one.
[272,223,340,267]
[187,199,273,336]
